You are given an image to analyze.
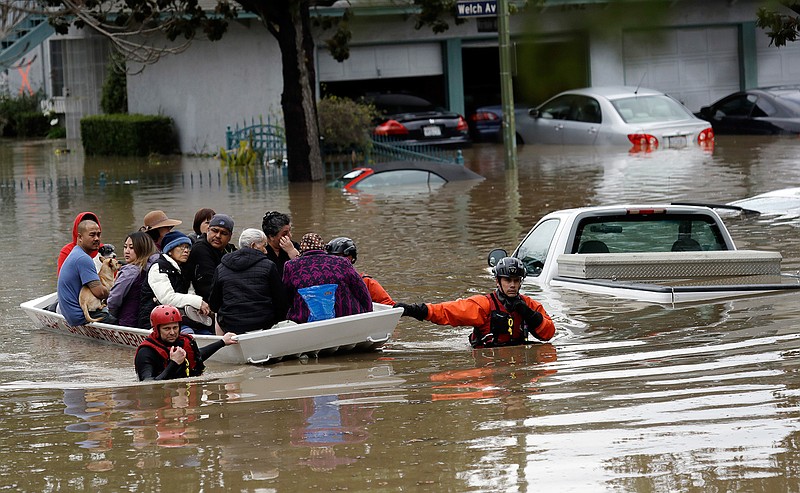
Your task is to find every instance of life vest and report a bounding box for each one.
[136,331,205,377]
[469,292,526,349]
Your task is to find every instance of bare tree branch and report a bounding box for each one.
[47,0,212,67]
[1,1,47,36]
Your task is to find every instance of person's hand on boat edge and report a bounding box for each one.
[394,302,428,321]
[222,332,239,345]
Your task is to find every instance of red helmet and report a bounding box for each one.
[150,304,182,328]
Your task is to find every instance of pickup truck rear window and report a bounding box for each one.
[571,214,728,253]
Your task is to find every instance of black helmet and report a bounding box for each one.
[325,237,358,262]
[493,257,526,279]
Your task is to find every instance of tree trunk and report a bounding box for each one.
[243,0,323,182]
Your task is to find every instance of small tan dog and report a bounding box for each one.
[80,256,121,323]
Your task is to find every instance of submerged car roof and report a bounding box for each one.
[368,160,484,182]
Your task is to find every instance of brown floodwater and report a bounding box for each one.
[3,136,800,491]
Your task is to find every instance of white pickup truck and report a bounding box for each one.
[488,204,800,304]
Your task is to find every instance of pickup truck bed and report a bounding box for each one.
[551,250,800,304]
[556,250,782,279]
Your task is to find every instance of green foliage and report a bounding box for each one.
[412,0,466,33]
[15,112,51,138]
[47,126,67,139]
[317,95,378,152]
[515,38,590,104]
[47,0,236,41]
[317,9,353,62]
[757,3,800,47]
[0,92,43,137]
[101,56,128,114]
[219,140,259,167]
[80,114,176,156]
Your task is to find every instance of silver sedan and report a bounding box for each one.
[515,86,715,151]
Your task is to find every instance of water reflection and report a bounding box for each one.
[430,344,558,401]
[53,357,407,483]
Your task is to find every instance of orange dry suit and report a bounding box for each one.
[361,272,394,305]
[424,291,556,348]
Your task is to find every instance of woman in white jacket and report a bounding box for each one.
[137,231,212,333]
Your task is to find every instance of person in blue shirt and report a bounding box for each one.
[57,219,114,326]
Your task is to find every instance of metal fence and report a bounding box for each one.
[225,116,287,164]
[226,119,464,169]
[0,160,363,193]
[367,135,464,164]
[0,166,290,193]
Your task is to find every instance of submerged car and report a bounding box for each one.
[695,86,800,135]
[726,188,800,220]
[676,188,800,222]
[337,160,483,191]
[367,93,471,148]
[514,86,715,152]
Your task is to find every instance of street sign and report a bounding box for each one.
[456,1,497,18]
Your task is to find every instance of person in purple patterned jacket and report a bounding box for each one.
[282,233,372,323]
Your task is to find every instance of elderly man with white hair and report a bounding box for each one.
[208,228,288,334]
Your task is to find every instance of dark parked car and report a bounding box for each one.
[468,104,529,142]
[695,86,800,135]
[468,105,504,142]
[367,93,471,148]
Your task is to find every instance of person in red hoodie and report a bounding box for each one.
[57,212,102,276]
[394,257,556,348]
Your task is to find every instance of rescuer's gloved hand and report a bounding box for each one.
[394,302,428,321]
[510,297,543,328]
[479,333,496,347]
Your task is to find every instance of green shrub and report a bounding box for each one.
[219,140,259,167]
[47,126,67,139]
[317,95,378,152]
[80,114,176,156]
[0,92,43,137]
[16,112,51,137]
[101,55,128,114]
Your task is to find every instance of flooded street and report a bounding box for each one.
[3,136,800,491]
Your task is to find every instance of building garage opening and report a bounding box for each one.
[317,43,448,109]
